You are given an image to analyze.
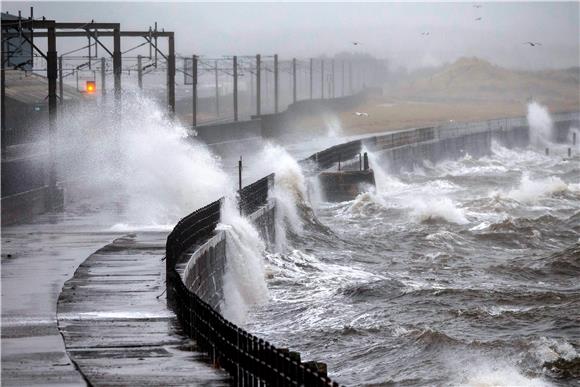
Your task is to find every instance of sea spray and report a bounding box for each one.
[506,173,569,203]
[410,196,469,224]
[218,199,269,325]
[323,114,343,138]
[57,92,230,227]
[247,143,310,250]
[527,102,554,148]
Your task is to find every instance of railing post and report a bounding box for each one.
[364,152,369,170]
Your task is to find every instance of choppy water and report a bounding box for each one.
[247,141,580,386]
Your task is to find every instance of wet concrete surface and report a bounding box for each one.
[2,212,229,386]
[57,232,230,386]
[1,212,122,386]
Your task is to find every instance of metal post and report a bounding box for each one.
[113,26,121,107]
[233,56,238,121]
[573,132,577,146]
[568,148,572,158]
[321,59,324,99]
[349,61,353,94]
[342,60,345,96]
[58,56,63,103]
[309,58,313,100]
[338,154,341,171]
[1,38,6,152]
[292,58,297,104]
[192,55,197,127]
[88,35,92,70]
[154,22,158,68]
[167,33,176,115]
[359,153,362,171]
[100,57,106,97]
[274,54,279,113]
[137,55,143,89]
[76,69,79,91]
[238,156,243,215]
[47,26,58,208]
[256,54,261,116]
[29,7,34,68]
[214,59,219,117]
[363,152,369,170]
[331,58,335,98]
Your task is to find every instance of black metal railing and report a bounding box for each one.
[166,177,340,386]
[304,140,363,171]
[239,173,274,216]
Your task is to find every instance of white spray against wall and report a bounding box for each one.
[527,102,554,148]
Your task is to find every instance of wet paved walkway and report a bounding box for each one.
[57,232,230,386]
[1,213,121,386]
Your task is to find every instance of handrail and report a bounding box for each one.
[166,176,340,386]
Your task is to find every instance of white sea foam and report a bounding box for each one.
[410,197,468,224]
[460,363,552,387]
[247,143,309,250]
[506,174,569,203]
[219,200,269,325]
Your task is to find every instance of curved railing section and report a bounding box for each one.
[166,175,340,386]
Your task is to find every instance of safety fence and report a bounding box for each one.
[166,176,340,386]
[239,173,274,216]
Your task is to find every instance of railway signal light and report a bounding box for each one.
[85,81,96,94]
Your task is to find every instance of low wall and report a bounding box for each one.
[166,174,337,385]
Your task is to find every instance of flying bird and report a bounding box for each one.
[475,17,482,21]
[354,112,369,117]
[352,41,362,46]
[524,42,542,47]
[421,32,430,36]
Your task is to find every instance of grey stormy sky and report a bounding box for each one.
[3,1,579,70]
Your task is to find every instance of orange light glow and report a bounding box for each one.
[86,81,96,94]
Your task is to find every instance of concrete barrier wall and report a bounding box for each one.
[368,114,578,174]
[180,201,275,311]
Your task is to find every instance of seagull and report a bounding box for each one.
[354,112,369,117]
[524,42,542,47]
[421,32,430,36]
[352,41,362,46]
[475,17,482,21]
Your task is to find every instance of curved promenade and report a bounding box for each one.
[56,232,229,385]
